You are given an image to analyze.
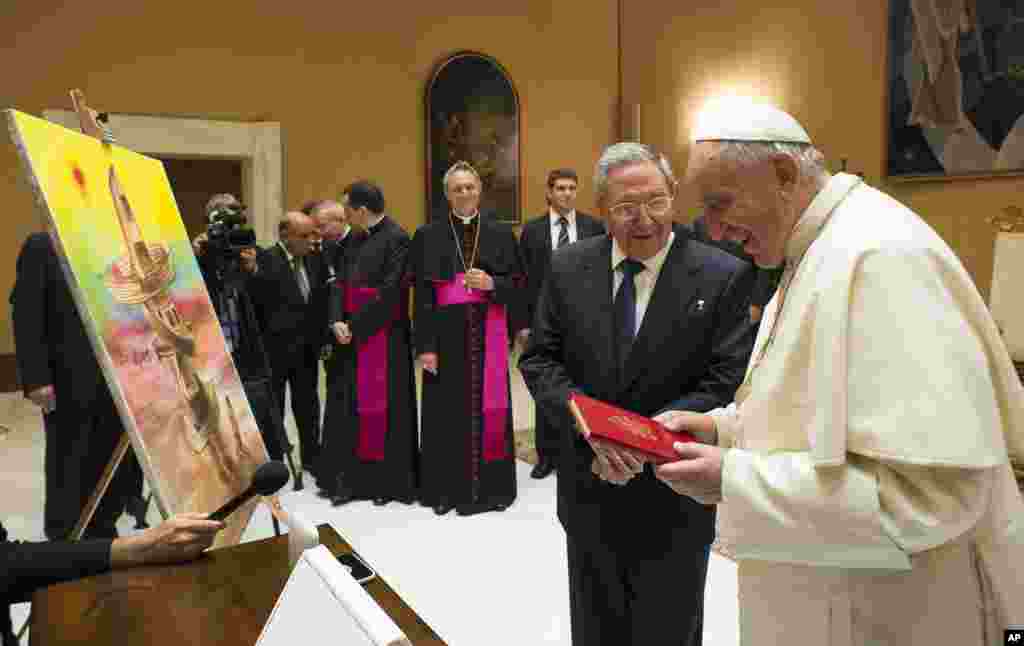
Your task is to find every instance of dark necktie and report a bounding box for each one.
[614,258,645,368]
[557,216,570,249]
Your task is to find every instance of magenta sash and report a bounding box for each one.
[433,273,509,462]
[340,283,402,462]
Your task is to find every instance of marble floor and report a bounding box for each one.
[0,360,739,645]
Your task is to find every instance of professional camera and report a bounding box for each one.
[206,202,257,258]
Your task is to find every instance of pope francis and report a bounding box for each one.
[630,99,1024,645]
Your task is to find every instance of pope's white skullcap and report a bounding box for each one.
[692,97,811,145]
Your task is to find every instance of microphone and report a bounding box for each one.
[209,461,290,522]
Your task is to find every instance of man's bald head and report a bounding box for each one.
[279,211,317,257]
[307,200,348,241]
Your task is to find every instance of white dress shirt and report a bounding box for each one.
[278,240,310,300]
[610,231,675,336]
[549,208,578,250]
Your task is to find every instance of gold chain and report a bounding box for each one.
[448,210,482,274]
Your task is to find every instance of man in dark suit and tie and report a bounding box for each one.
[248,212,322,472]
[519,143,756,646]
[518,168,604,479]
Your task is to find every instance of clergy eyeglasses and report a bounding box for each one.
[608,195,673,220]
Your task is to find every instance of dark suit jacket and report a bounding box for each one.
[248,243,323,361]
[519,231,756,555]
[691,215,783,307]
[10,233,106,409]
[519,211,604,325]
[1,521,111,606]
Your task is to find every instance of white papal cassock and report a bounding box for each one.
[710,172,1024,645]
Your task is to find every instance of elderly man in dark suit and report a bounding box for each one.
[248,212,323,473]
[519,143,756,646]
[518,168,604,479]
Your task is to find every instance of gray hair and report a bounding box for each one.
[594,143,676,202]
[712,142,828,187]
[443,160,482,192]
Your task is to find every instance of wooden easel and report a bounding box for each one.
[15,91,143,642]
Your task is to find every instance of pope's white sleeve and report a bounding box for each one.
[718,449,994,569]
[708,403,740,449]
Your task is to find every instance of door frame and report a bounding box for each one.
[43,110,282,244]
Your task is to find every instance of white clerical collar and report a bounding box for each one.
[550,208,576,226]
[452,209,479,224]
[368,214,386,230]
[783,172,862,265]
[611,231,675,276]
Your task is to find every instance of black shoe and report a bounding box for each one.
[530,458,556,479]
[433,502,454,516]
[373,497,391,506]
[316,488,335,500]
[331,492,355,507]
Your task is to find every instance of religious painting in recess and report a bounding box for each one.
[426,50,521,225]
[6,109,269,547]
[888,0,1024,179]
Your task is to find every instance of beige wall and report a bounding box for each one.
[622,1,1023,299]
[6,2,1018,359]
[0,1,619,354]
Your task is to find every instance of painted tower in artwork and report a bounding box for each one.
[104,166,220,452]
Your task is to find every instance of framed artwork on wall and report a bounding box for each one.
[426,51,521,224]
[887,0,1024,181]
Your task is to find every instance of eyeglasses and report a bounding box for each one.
[608,195,673,220]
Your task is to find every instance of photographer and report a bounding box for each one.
[191,194,287,463]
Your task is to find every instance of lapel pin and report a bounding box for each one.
[696,299,705,312]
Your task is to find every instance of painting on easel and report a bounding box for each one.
[6,109,268,547]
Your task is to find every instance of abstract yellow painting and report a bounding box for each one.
[6,109,269,548]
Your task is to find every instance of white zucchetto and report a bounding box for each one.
[692,97,812,145]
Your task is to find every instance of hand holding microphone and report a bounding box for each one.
[209,461,290,522]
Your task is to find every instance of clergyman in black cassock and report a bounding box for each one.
[10,232,144,541]
[410,162,526,517]
[519,144,756,645]
[317,182,419,506]
[518,168,605,478]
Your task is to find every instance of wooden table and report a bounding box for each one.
[31,524,446,645]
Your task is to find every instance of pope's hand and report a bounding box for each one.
[654,441,723,504]
[651,410,718,445]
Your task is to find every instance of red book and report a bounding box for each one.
[567,392,695,464]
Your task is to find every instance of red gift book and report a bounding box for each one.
[568,392,695,464]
